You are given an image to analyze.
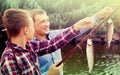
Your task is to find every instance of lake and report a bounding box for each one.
[62,42,120,75]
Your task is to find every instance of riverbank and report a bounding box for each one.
[73,32,120,45]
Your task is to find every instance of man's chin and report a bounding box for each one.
[45,31,49,34]
[45,32,49,35]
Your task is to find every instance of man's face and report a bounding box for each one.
[34,13,50,36]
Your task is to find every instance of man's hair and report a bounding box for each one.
[2,8,30,37]
[31,9,46,22]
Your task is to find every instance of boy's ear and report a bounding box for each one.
[23,26,28,35]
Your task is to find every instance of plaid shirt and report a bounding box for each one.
[0,26,79,75]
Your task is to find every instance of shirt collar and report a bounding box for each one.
[33,33,50,41]
[5,41,28,52]
[46,33,50,40]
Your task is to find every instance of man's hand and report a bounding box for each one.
[96,7,113,19]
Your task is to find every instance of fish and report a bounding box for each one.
[106,19,114,49]
[86,38,94,74]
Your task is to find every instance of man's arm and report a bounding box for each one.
[49,7,113,39]
[77,7,113,36]
[30,16,94,56]
[31,25,80,56]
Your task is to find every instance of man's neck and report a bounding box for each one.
[35,34,47,41]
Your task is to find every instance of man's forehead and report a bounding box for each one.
[34,14,49,20]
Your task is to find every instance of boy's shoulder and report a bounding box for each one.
[1,47,14,59]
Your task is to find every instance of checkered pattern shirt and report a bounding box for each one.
[0,26,79,75]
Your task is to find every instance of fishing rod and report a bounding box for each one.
[56,8,118,67]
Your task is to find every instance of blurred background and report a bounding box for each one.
[0,0,120,29]
[0,0,120,75]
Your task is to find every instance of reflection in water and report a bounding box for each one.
[62,43,120,75]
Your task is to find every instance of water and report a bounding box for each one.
[62,43,120,75]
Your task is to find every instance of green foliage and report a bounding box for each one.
[0,0,120,32]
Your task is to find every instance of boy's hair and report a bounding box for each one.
[2,9,30,37]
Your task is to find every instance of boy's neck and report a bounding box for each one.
[11,36,26,49]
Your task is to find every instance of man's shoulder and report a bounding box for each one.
[48,29,66,39]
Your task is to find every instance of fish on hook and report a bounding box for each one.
[86,38,94,74]
[106,19,114,49]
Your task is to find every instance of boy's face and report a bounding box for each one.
[34,13,50,36]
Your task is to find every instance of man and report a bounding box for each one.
[31,7,113,75]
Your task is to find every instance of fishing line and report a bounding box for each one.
[77,44,83,58]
